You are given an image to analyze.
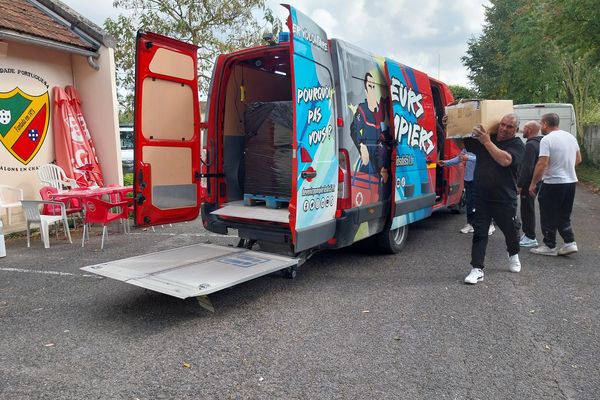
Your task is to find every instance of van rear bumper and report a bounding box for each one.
[202,203,293,244]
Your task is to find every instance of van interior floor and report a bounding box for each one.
[210,201,289,224]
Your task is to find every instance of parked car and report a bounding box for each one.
[120,124,134,173]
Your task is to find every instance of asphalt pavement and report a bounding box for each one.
[1,184,599,399]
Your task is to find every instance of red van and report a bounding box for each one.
[83,5,464,300]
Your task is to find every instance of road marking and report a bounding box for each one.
[0,267,101,278]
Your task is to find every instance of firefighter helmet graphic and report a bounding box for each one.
[0,109,11,125]
[0,87,50,165]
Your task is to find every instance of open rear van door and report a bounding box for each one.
[285,5,338,252]
[133,31,202,227]
[384,59,437,229]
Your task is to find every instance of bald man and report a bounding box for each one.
[462,114,525,284]
[517,121,543,247]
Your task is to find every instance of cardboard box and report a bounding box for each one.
[445,99,514,138]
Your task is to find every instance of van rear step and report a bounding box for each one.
[244,193,290,209]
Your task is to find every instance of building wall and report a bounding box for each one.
[0,40,120,231]
[0,41,72,198]
[72,46,122,185]
[583,125,600,165]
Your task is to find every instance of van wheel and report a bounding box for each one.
[376,224,409,254]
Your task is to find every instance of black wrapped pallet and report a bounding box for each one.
[243,101,293,199]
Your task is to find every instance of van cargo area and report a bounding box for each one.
[216,49,293,225]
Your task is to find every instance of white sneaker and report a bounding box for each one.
[558,242,578,256]
[460,224,474,234]
[488,223,496,236]
[464,268,484,284]
[519,235,538,248]
[530,245,558,256]
[508,254,521,273]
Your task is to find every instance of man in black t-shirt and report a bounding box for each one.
[462,114,525,284]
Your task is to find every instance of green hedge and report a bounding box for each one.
[123,173,133,186]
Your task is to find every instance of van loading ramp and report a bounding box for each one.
[81,243,298,300]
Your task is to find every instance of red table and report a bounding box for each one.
[49,186,133,202]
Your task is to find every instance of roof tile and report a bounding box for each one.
[0,0,95,50]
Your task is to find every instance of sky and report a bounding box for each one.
[60,0,490,87]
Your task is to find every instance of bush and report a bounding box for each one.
[577,164,600,193]
[581,98,600,125]
[123,173,133,186]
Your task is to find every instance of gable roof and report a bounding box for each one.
[0,0,113,54]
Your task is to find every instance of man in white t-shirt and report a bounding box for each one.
[528,113,582,256]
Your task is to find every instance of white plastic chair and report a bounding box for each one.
[37,164,79,192]
[21,200,72,248]
[0,185,24,225]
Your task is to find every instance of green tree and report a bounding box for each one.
[448,84,478,100]
[462,0,524,99]
[461,0,600,135]
[105,0,282,122]
[547,0,600,62]
[503,1,562,103]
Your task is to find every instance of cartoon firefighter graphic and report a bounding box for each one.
[349,72,393,203]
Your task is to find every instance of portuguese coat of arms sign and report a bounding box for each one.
[0,87,49,165]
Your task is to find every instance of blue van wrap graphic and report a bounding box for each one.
[386,59,433,229]
[290,7,337,232]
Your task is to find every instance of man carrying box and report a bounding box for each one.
[461,114,525,284]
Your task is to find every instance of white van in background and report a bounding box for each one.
[514,103,577,137]
[119,124,134,172]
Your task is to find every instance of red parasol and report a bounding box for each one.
[65,86,104,187]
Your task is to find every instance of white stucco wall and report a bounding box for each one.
[0,41,72,199]
[72,46,122,186]
[0,40,120,232]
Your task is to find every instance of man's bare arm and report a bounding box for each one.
[576,150,582,166]
[528,156,549,196]
[472,125,512,166]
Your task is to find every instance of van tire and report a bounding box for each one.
[376,223,409,254]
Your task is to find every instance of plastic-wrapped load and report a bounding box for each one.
[244,101,293,199]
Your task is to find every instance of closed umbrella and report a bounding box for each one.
[51,86,96,187]
[65,86,104,187]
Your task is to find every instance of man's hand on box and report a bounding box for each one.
[442,115,448,126]
[472,124,491,145]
